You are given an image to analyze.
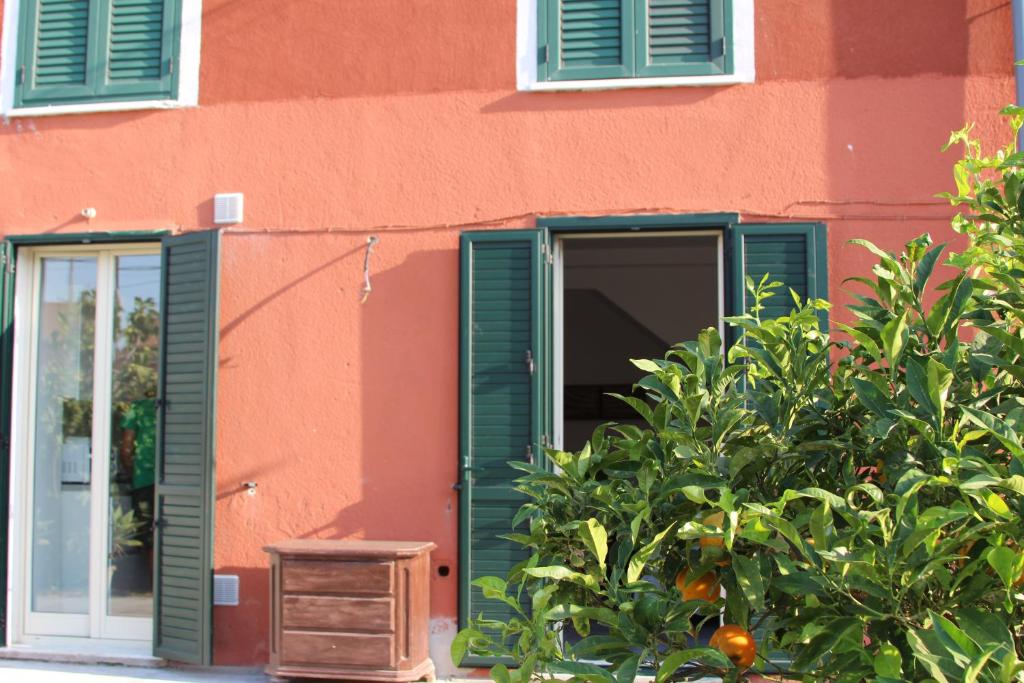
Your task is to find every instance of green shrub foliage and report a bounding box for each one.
[453,111,1024,682]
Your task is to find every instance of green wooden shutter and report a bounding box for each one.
[0,242,14,645]
[731,223,829,327]
[153,230,219,665]
[635,0,732,77]
[16,0,179,107]
[459,230,549,656]
[541,0,634,81]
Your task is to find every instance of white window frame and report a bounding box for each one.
[0,0,202,118]
[517,0,755,92]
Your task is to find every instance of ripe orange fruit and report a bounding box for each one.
[675,570,720,602]
[700,511,726,549]
[710,624,757,669]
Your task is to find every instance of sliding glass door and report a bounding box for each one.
[20,246,161,642]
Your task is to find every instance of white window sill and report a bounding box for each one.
[3,99,196,118]
[520,72,754,92]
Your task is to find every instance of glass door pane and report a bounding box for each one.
[30,257,97,616]
[107,254,161,619]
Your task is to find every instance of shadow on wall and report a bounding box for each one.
[824,0,970,320]
[199,0,516,104]
[213,566,270,657]
[300,243,461,632]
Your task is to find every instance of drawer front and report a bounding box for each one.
[281,630,395,668]
[283,595,394,632]
[282,560,393,595]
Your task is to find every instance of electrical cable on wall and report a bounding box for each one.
[361,235,380,303]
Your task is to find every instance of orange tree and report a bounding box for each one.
[452,112,1024,682]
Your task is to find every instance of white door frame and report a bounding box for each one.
[551,230,725,451]
[8,243,159,646]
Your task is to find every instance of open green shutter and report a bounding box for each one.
[0,242,14,644]
[635,0,732,77]
[16,0,179,107]
[541,0,634,81]
[153,230,219,665]
[459,230,548,653]
[731,223,829,327]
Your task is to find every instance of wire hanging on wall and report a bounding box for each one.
[361,235,380,303]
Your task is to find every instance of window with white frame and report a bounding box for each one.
[517,0,754,91]
[1,0,201,116]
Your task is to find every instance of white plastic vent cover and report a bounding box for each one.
[213,574,240,606]
[214,193,244,224]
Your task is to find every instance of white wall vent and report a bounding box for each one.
[214,193,244,225]
[213,574,240,606]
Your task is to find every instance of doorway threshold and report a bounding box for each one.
[0,636,163,667]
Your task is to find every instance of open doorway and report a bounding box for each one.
[555,233,722,452]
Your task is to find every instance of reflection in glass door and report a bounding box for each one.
[20,247,161,643]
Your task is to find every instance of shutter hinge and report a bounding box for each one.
[525,443,534,465]
[544,45,549,63]
[540,242,553,265]
[525,349,535,375]
[4,252,14,276]
[155,398,166,409]
[17,65,25,85]
[168,58,174,75]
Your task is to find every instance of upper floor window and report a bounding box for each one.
[1,0,201,116]
[517,0,754,91]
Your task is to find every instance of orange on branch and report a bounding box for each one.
[710,624,757,669]
[675,570,720,602]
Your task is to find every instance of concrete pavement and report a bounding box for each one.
[0,660,266,682]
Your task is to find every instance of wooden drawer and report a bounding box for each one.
[281,630,395,668]
[282,560,393,595]
[266,540,436,681]
[283,595,394,632]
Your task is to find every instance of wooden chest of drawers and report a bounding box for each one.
[265,540,436,682]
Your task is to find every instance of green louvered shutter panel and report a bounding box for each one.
[731,223,829,328]
[15,0,179,107]
[636,0,731,76]
[153,230,220,665]
[97,0,178,100]
[541,0,634,81]
[0,242,14,645]
[16,0,97,106]
[459,230,548,663]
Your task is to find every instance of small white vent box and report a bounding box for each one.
[213,574,240,606]
[214,193,244,225]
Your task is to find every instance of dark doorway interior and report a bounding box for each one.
[561,234,720,451]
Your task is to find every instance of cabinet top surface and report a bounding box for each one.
[263,539,437,558]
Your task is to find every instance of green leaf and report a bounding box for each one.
[964,646,999,683]
[490,663,511,683]
[914,243,946,295]
[451,627,482,666]
[852,377,895,418]
[548,661,617,683]
[926,357,953,426]
[961,406,1024,459]
[732,554,765,611]
[655,648,732,682]
[523,566,599,590]
[627,524,675,584]
[579,518,609,572]
[614,654,640,683]
[986,546,1018,589]
[881,312,909,373]
[874,643,903,678]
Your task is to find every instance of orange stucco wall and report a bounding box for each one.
[0,0,1017,670]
